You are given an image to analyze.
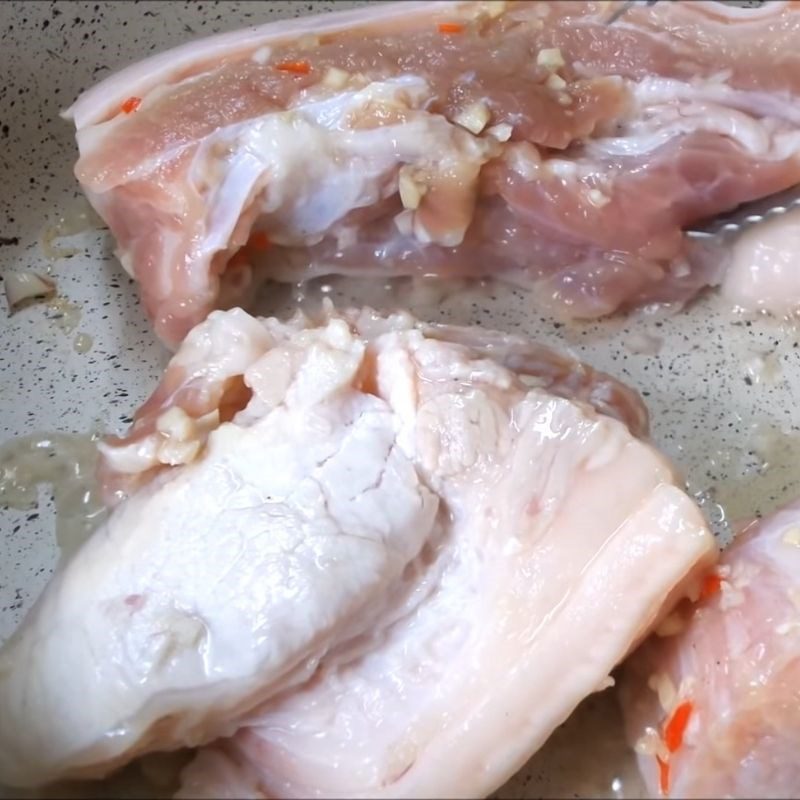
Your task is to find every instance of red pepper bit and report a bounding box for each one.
[698,572,722,602]
[247,231,271,251]
[664,700,694,753]
[656,755,670,796]
[275,60,312,75]
[120,96,142,114]
[437,22,465,34]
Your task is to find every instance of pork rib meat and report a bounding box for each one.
[65,0,800,346]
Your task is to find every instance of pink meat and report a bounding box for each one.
[65,1,800,345]
[619,499,800,799]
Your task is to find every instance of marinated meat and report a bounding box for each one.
[65,0,800,346]
[0,308,714,793]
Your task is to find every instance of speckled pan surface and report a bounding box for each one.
[1,1,798,798]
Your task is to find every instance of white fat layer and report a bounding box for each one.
[189,77,494,256]
[588,77,800,159]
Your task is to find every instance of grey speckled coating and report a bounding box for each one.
[0,2,798,797]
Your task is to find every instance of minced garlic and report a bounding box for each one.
[648,672,677,713]
[537,47,565,71]
[545,72,567,91]
[322,66,350,90]
[156,407,196,442]
[454,101,492,135]
[398,167,427,210]
[251,46,272,65]
[587,188,611,208]
[486,122,513,142]
[394,210,415,236]
[157,439,201,467]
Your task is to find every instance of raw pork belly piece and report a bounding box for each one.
[620,500,800,799]
[0,307,714,794]
[723,207,800,316]
[65,0,800,346]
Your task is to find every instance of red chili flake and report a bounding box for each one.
[437,22,465,34]
[275,60,312,75]
[247,231,271,251]
[120,96,142,114]
[698,572,722,602]
[664,700,694,753]
[656,755,670,796]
